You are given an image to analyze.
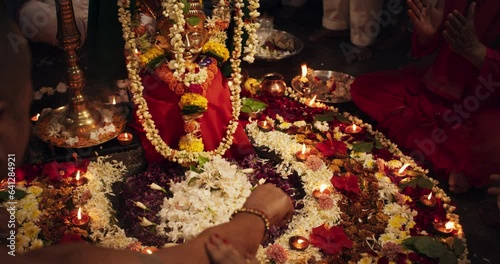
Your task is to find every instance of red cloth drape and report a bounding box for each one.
[131,68,254,164]
[351,0,500,187]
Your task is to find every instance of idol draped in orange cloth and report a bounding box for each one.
[351,0,500,192]
[131,69,255,163]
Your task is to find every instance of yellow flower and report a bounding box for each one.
[202,41,230,62]
[179,136,204,152]
[139,46,164,65]
[27,186,43,196]
[31,239,44,249]
[179,93,208,111]
[22,222,40,239]
[388,215,406,229]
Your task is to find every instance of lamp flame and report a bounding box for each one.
[297,238,305,244]
[301,144,306,155]
[301,64,307,77]
[112,96,116,105]
[146,249,153,254]
[398,163,410,174]
[445,221,455,231]
[308,95,317,106]
[352,124,357,130]
[319,184,328,193]
[77,207,82,220]
[124,133,129,139]
[427,193,432,200]
[75,170,80,181]
[263,120,267,127]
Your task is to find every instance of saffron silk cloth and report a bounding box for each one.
[351,0,500,187]
[132,69,255,163]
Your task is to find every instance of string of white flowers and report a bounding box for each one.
[74,157,137,249]
[242,0,260,63]
[118,0,243,164]
[161,0,186,80]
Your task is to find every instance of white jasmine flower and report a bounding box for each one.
[134,201,149,210]
[149,183,166,193]
[139,217,155,227]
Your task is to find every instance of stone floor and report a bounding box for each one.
[26,1,499,263]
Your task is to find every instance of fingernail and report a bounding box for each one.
[213,233,220,239]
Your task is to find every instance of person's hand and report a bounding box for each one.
[443,3,487,64]
[242,184,294,227]
[407,0,445,41]
[205,234,259,264]
[487,174,500,210]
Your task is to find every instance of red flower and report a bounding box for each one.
[187,84,203,94]
[315,139,347,158]
[331,173,360,195]
[309,224,353,255]
[42,160,89,181]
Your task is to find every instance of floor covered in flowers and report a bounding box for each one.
[24,1,499,263]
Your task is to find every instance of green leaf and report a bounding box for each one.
[242,98,267,112]
[351,141,374,153]
[186,16,201,27]
[417,177,434,189]
[241,105,253,113]
[402,236,420,251]
[335,114,351,124]
[414,236,448,258]
[0,190,27,202]
[188,177,200,186]
[452,238,465,256]
[439,252,458,264]
[314,112,336,122]
[198,156,209,167]
[374,140,383,149]
[181,0,189,14]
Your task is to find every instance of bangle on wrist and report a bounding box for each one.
[230,208,270,237]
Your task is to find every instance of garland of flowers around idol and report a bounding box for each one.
[246,117,468,263]
[118,0,258,164]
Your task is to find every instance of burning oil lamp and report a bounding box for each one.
[308,94,318,107]
[31,113,40,122]
[72,207,90,229]
[300,64,309,84]
[295,144,310,162]
[392,163,410,177]
[419,192,436,207]
[141,247,159,254]
[289,236,310,251]
[117,132,133,146]
[312,184,331,199]
[258,120,273,132]
[433,221,455,236]
[71,170,88,186]
[344,123,362,134]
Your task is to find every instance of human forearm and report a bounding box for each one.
[462,43,487,69]
[157,212,265,263]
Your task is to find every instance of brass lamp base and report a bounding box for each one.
[34,104,128,149]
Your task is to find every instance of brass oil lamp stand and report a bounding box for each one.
[34,0,128,148]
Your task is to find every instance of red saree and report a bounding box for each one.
[131,68,254,163]
[351,0,500,187]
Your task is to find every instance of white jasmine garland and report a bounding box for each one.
[118,0,246,164]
